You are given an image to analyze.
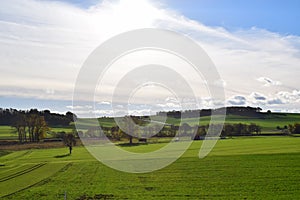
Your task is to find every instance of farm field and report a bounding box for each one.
[93,113,300,133]
[0,136,300,199]
[165,113,300,132]
[50,127,74,133]
[0,126,16,140]
[0,126,73,140]
[1,113,299,140]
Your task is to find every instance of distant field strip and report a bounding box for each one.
[0,126,17,140]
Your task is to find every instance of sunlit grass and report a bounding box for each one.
[0,136,299,199]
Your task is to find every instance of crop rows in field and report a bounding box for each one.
[0,163,45,182]
[0,162,68,198]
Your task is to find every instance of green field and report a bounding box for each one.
[73,113,300,134]
[1,113,299,140]
[0,126,16,140]
[165,113,300,132]
[0,126,73,140]
[1,136,300,199]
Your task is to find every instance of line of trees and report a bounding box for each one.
[80,122,262,144]
[0,108,76,126]
[6,108,77,143]
[12,113,49,143]
[194,123,261,139]
[157,106,263,118]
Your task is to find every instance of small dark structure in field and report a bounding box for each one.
[43,138,63,142]
[138,138,147,143]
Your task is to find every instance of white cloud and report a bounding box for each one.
[214,79,227,87]
[0,0,159,101]
[93,109,114,116]
[225,91,299,113]
[276,90,300,103]
[227,96,247,106]
[66,105,93,110]
[250,92,267,102]
[257,77,282,87]
[248,92,282,106]
[98,101,111,105]
[267,98,283,105]
[0,0,300,115]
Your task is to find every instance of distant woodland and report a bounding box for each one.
[1,106,300,144]
[157,106,265,118]
[0,106,266,127]
[0,108,76,126]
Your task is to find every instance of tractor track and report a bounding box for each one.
[0,163,45,182]
[0,162,70,199]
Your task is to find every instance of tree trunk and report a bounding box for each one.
[69,146,72,155]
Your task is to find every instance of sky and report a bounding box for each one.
[166,0,300,35]
[0,0,299,117]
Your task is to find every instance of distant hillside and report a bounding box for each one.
[162,113,300,132]
[1,106,299,131]
[157,106,268,118]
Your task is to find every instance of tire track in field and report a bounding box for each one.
[22,159,97,165]
[0,162,69,198]
[0,150,32,163]
[32,162,74,187]
[10,150,32,159]
[0,163,45,182]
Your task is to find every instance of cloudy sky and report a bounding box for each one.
[0,0,299,117]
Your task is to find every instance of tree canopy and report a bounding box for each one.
[0,108,76,126]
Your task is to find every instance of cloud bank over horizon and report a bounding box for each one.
[0,0,299,116]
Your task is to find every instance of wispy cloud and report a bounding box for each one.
[0,0,300,115]
[250,92,267,101]
[257,77,282,87]
[267,98,283,105]
[227,96,247,106]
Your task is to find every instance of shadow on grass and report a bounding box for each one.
[292,134,300,137]
[117,143,149,147]
[54,154,70,158]
[0,150,11,157]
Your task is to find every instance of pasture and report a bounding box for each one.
[0,126,16,140]
[0,136,300,199]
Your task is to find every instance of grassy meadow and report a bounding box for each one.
[0,113,299,199]
[0,126,16,140]
[0,136,300,199]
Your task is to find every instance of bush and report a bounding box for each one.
[288,123,300,134]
